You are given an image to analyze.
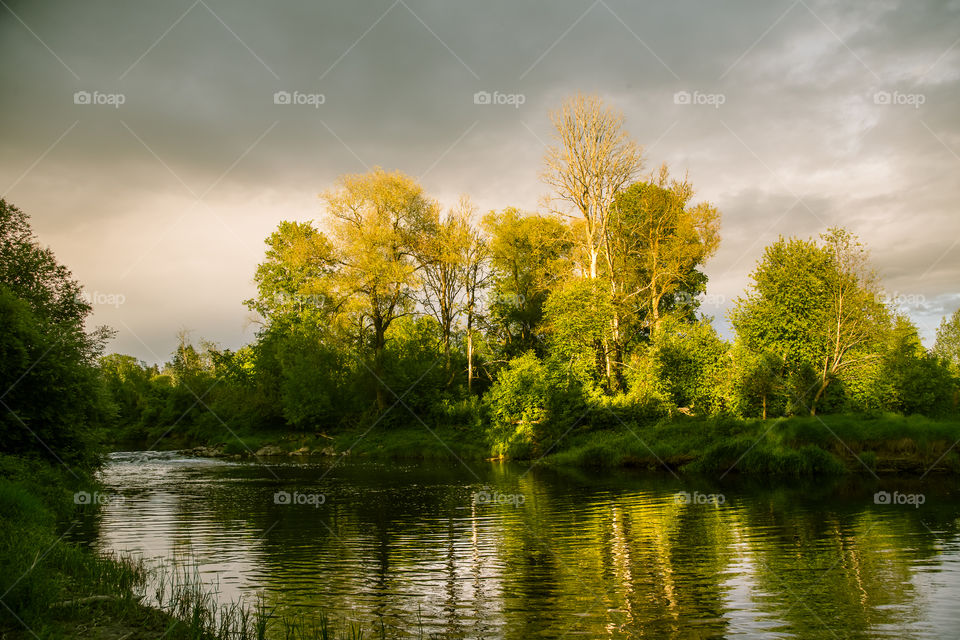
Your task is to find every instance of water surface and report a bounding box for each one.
[76,450,960,638]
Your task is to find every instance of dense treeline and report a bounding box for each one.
[0,95,957,464]
[90,95,960,459]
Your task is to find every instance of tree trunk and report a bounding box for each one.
[373,317,386,412]
[810,378,830,416]
[466,311,474,394]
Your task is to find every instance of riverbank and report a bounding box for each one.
[547,414,960,474]
[114,414,960,476]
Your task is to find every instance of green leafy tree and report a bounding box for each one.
[0,199,111,462]
[418,196,475,376]
[731,229,887,415]
[604,167,720,388]
[245,220,335,327]
[543,279,614,393]
[483,208,572,359]
[880,316,956,416]
[486,353,563,458]
[650,318,728,413]
[99,354,156,426]
[934,308,960,374]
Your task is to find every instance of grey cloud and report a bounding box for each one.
[2,0,958,361]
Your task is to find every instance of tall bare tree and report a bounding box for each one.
[461,211,490,393]
[542,93,644,280]
[419,195,474,375]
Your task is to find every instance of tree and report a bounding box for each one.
[99,354,156,426]
[418,196,474,377]
[0,199,111,462]
[731,229,888,415]
[542,94,643,280]
[322,168,437,411]
[245,220,335,326]
[934,308,960,374]
[881,315,956,416]
[650,318,728,413]
[812,229,888,413]
[483,208,572,359]
[608,168,720,338]
[543,279,614,392]
[460,210,491,394]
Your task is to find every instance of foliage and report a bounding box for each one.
[0,200,111,463]
[485,352,586,458]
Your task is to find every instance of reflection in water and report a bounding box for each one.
[75,451,960,638]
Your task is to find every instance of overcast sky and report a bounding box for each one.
[2,0,958,364]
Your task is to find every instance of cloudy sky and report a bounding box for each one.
[2,0,958,364]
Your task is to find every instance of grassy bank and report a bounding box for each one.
[115,413,960,477]
[544,414,960,475]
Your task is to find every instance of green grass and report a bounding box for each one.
[543,414,960,475]
[105,409,960,476]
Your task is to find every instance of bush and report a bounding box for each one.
[485,352,586,458]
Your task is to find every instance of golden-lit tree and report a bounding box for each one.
[542,93,644,280]
[321,168,437,410]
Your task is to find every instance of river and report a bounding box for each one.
[73,450,960,638]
